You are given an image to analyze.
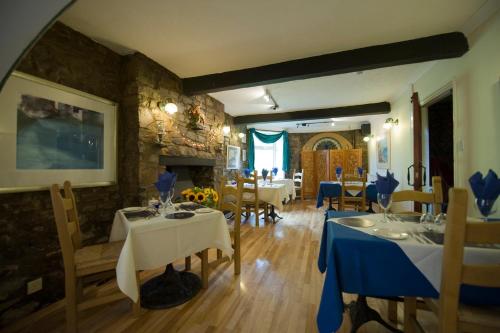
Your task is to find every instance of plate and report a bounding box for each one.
[373,228,409,240]
[332,217,375,228]
[195,208,214,214]
[165,212,195,219]
[122,207,145,213]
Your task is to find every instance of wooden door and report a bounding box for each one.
[329,150,344,181]
[343,149,362,176]
[412,92,423,211]
[301,151,315,198]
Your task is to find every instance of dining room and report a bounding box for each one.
[1,1,500,333]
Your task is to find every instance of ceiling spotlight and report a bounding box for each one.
[263,93,270,102]
[331,122,335,127]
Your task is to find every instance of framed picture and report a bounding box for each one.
[226,145,240,169]
[0,71,117,193]
[377,134,390,169]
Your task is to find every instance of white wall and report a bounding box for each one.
[369,10,500,216]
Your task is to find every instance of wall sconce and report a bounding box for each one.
[383,118,399,129]
[223,125,231,137]
[159,98,178,114]
[363,134,374,142]
[155,120,166,145]
[238,132,244,139]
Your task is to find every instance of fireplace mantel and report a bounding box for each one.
[159,156,215,167]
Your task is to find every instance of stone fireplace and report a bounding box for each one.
[159,156,215,200]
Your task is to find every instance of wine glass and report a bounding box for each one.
[377,193,392,223]
[434,203,446,226]
[420,203,435,230]
[475,198,498,222]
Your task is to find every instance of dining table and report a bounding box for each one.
[236,181,289,222]
[316,181,377,211]
[270,178,296,201]
[109,204,233,308]
[317,211,500,333]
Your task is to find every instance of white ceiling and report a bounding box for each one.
[210,62,435,116]
[58,0,492,133]
[60,0,486,78]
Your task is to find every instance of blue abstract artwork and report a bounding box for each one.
[16,94,104,169]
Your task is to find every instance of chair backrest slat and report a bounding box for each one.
[392,176,443,214]
[462,265,500,287]
[50,184,77,276]
[464,223,500,244]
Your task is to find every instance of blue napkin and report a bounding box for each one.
[357,167,363,177]
[272,167,278,176]
[375,170,399,194]
[469,169,500,202]
[336,166,342,175]
[155,171,177,193]
[262,168,269,180]
[244,168,251,178]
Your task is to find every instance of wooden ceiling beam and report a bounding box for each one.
[232,102,390,125]
[182,32,468,95]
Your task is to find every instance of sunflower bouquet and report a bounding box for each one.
[180,186,219,208]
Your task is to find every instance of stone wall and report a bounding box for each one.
[0,22,240,326]
[120,53,245,204]
[288,129,368,174]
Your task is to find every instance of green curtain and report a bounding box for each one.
[247,128,289,172]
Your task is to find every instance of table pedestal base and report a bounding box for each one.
[366,201,375,213]
[347,296,402,333]
[268,205,282,223]
[140,264,201,309]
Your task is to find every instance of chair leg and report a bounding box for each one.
[246,205,250,219]
[201,249,209,289]
[234,233,241,275]
[184,256,191,271]
[66,277,78,333]
[388,299,398,323]
[263,204,268,224]
[133,271,141,316]
[404,297,417,333]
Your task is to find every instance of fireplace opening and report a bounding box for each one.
[160,156,215,200]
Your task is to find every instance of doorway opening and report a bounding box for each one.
[424,92,454,204]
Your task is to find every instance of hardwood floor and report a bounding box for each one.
[9,200,438,333]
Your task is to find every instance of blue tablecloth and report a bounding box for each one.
[317,211,500,333]
[316,182,377,208]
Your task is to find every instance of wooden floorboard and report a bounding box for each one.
[8,200,438,332]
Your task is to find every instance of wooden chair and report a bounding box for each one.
[340,174,366,211]
[216,176,244,275]
[292,169,304,201]
[50,181,131,333]
[241,170,268,226]
[404,188,500,333]
[385,176,444,322]
[392,176,444,214]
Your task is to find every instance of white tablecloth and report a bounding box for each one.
[109,208,233,302]
[328,214,500,291]
[271,178,296,200]
[239,183,288,210]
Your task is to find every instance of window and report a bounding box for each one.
[253,132,284,178]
